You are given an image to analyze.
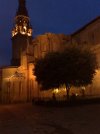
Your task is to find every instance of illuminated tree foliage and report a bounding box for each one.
[34,45,97,99]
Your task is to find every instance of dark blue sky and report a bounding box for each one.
[0,0,100,66]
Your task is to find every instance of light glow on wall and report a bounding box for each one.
[53,88,59,94]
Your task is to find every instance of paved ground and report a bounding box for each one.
[0,103,100,134]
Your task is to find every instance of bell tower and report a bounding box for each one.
[11,0,33,66]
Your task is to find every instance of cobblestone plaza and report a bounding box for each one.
[0,103,100,134]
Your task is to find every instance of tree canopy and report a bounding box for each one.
[33,45,98,92]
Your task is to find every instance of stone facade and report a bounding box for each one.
[70,17,100,96]
[33,33,68,59]
[0,32,68,103]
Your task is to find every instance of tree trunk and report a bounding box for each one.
[65,84,70,100]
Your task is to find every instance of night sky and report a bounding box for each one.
[0,0,100,66]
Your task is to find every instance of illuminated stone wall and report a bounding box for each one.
[71,17,100,67]
[31,18,100,98]
[72,17,100,46]
[33,33,68,59]
[1,67,23,103]
[31,33,70,99]
[71,17,100,96]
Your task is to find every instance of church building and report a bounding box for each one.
[0,0,100,103]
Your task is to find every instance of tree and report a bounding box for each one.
[58,46,98,99]
[34,52,61,90]
[34,45,98,99]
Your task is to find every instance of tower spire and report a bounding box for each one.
[12,0,32,38]
[19,0,26,5]
[16,0,28,16]
[11,0,33,66]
